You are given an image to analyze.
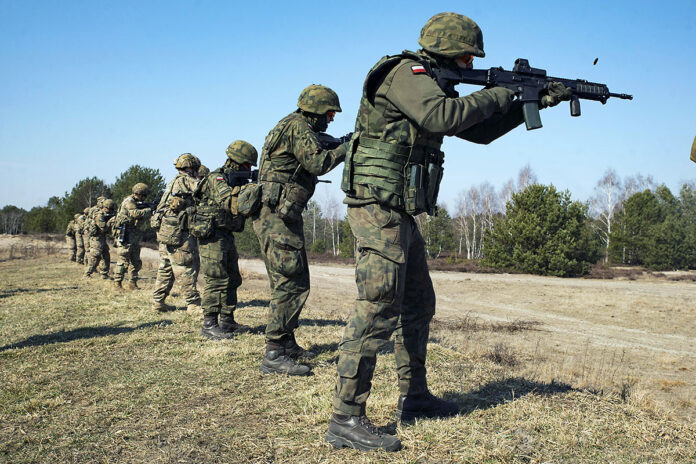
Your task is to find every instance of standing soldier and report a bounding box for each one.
[193,141,256,339]
[84,199,116,279]
[113,183,153,289]
[84,197,106,261]
[326,12,571,451]
[65,215,77,262]
[151,153,202,312]
[74,211,86,264]
[253,85,349,376]
[82,207,92,261]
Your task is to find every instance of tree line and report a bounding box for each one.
[3,165,695,275]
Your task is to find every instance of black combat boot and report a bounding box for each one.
[396,390,459,422]
[260,344,310,376]
[219,313,250,334]
[201,314,234,340]
[326,413,401,452]
[284,333,316,359]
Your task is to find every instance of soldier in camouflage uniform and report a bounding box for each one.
[81,207,92,261]
[253,85,350,376]
[326,13,572,452]
[65,215,77,262]
[113,183,153,289]
[192,141,257,339]
[151,153,202,312]
[84,199,115,279]
[74,211,86,264]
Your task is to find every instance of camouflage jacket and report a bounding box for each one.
[259,111,347,196]
[116,195,152,230]
[89,209,113,237]
[65,220,76,237]
[157,172,199,212]
[74,215,85,235]
[194,167,245,232]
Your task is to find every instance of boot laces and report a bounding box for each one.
[358,416,382,436]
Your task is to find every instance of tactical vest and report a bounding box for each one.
[157,211,186,246]
[192,168,244,236]
[341,51,446,216]
[258,112,317,222]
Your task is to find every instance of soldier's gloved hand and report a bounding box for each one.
[339,132,354,144]
[486,87,516,113]
[540,81,572,108]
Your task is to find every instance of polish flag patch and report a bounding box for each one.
[216,176,224,181]
[411,65,426,74]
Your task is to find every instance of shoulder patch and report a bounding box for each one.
[216,176,224,181]
[411,65,426,74]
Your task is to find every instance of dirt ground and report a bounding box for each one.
[3,234,695,422]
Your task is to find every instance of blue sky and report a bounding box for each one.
[1,0,695,213]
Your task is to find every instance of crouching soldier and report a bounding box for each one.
[84,199,116,279]
[192,141,257,339]
[151,153,202,312]
[113,183,153,289]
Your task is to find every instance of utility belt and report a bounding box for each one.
[341,135,444,216]
[260,178,312,223]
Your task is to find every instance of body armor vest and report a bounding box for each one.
[341,51,448,216]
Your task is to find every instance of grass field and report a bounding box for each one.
[1,251,695,463]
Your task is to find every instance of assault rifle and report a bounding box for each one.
[135,200,157,210]
[317,132,353,150]
[432,58,633,130]
[224,169,259,187]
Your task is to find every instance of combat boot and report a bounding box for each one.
[113,280,123,289]
[219,314,250,334]
[152,300,176,312]
[126,280,139,290]
[201,314,234,340]
[101,274,110,280]
[260,344,310,376]
[186,303,201,313]
[396,390,459,423]
[326,414,401,452]
[284,334,316,359]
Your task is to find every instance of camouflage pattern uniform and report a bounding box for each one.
[152,167,201,309]
[65,217,77,262]
[74,213,86,264]
[253,87,347,350]
[113,186,152,287]
[84,200,115,278]
[81,207,92,260]
[332,13,526,419]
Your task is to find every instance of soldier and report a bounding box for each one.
[84,199,115,279]
[113,183,153,289]
[196,164,210,180]
[253,85,349,376]
[74,211,86,264]
[151,153,202,312]
[65,215,77,262]
[326,13,571,451]
[193,141,257,339]
[81,207,92,261]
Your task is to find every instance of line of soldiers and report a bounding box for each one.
[65,196,116,279]
[64,12,574,452]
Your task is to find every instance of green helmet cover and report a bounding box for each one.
[132,182,149,195]
[226,140,258,166]
[418,12,485,58]
[297,84,342,114]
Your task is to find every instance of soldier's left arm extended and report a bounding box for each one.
[294,124,347,176]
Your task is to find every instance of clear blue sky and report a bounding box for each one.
[1,0,695,212]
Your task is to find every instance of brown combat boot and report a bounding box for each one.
[126,280,139,290]
[152,300,176,312]
[186,303,201,313]
[114,280,123,289]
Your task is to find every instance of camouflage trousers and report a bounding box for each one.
[83,232,91,260]
[153,237,200,305]
[253,205,309,343]
[114,239,142,283]
[333,203,435,416]
[76,234,85,264]
[198,230,241,316]
[85,236,110,277]
[66,236,76,261]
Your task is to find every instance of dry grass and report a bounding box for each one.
[1,256,695,463]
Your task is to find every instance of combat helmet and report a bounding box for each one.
[174,153,201,170]
[226,140,258,166]
[418,12,485,58]
[197,164,210,177]
[297,84,342,114]
[103,199,115,211]
[132,183,150,196]
[74,213,80,220]
[83,207,90,214]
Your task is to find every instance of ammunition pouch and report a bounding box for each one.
[150,211,163,230]
[237,183,263,217]
[157,211,186,247]
[277,183,311,223]
[261,181,282,207]
[188,205,216,239]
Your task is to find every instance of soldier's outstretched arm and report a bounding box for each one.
[293,122,347,176]
[455,100,525,144]
[385,61,510,136]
